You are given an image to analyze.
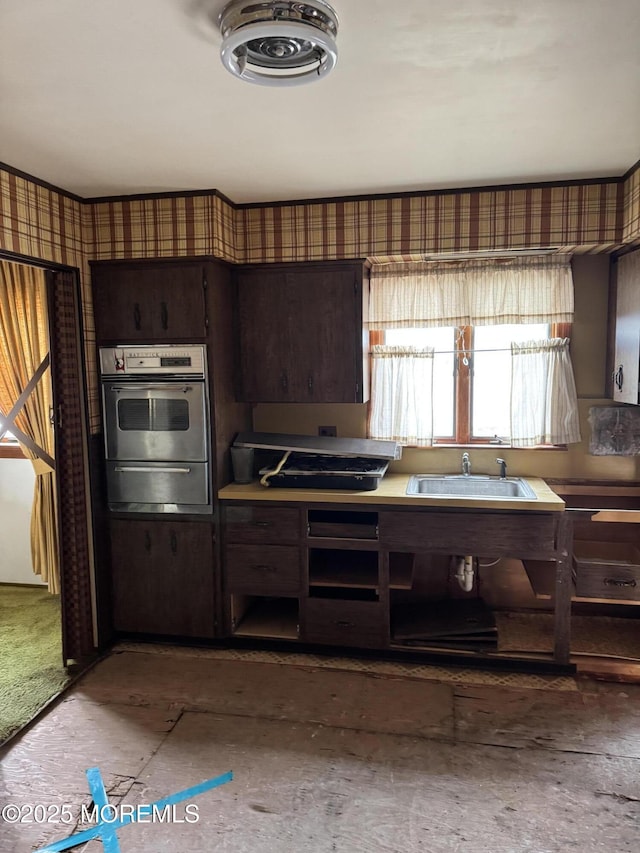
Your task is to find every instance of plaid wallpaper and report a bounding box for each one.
[0,169,85,266]
[239,182,624,263]
[623,163,640,244]
[89,193,238,263]
[2,166,634,271]
[1,162,639,428]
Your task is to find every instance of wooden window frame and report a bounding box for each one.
[371,323,571,447]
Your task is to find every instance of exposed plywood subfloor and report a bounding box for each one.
[2,649,640,852]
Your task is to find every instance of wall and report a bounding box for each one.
[253,254,640,482]
[1,160,640,443]
[0,458,44,585]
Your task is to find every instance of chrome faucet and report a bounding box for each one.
[461,452,471,476]
[496,457,507,479]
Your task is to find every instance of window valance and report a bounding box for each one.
[367,256,574,329]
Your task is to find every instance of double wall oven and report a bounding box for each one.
[99,345,211,513]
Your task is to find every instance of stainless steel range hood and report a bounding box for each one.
[232,431,402,460]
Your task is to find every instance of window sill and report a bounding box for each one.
[424,443,568,451]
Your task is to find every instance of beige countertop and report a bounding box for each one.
[218,473,565,512]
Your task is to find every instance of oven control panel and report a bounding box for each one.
[99,345,207,377]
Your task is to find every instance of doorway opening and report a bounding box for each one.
[0,255,98,744]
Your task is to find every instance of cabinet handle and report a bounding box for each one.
[280,371,288,391]
[144,531,151,552]
[170,531,178,555]
[160,301,168,331]
[114,466,191,474]
[202,274,209,331]
[615,365,624,390]
[334,620,354,629]
[133,303,141,331]
[251,521,271,528]
[308,375,313,393]
[604,577,636,588]
[254,564,277,573]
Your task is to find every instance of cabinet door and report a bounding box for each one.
[613,252,640,404]
[286,268,363,402]
[110,519,215,637]
[304,599,386,648]
[224,505,301,544]
[225,544,300,595]
[236,268,293,401]
[92,262,208,342]
[236,262,368,403]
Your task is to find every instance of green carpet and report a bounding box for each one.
[0,585,71,744]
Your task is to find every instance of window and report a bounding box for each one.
[366,256,581,448]
[385,323,552,444]
[0,426,24,458]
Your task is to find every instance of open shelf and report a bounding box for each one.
[231,596,299,640]
[309,548,378,590]
[307,509,378,540]
[309,586,379,602]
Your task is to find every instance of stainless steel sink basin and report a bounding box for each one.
[406,474,537,499]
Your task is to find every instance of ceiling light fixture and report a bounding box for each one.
[218,1,339,87]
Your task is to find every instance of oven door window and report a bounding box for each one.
[117,398,190,431]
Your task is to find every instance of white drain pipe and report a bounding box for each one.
[454,555,475,592]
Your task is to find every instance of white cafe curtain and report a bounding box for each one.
[367,256,574,329]
[368,346,435,446]
[510,338,581,447]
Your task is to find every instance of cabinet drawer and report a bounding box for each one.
[379,510,557,559]
[304,599,386,649]
[574,541,640,601]
[224,506,300,544]
[225,544,300,595]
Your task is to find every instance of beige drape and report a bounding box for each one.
[0,261,59,593]
[510,338,581,447]
[367,256,574,329]
[369,346,435,446]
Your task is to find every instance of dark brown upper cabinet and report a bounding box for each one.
[235,261,370,403]
[91,260,210,343]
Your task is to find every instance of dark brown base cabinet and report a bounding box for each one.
[109,519,216,638]
[220,501,574,668]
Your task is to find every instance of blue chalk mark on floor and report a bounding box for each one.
[35,767,233,852]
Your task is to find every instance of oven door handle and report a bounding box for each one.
[113,466,192,474]
[107,385,194,393]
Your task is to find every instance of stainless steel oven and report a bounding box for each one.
[99,345,211,513]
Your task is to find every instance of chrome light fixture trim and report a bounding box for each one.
[219,0,339,87]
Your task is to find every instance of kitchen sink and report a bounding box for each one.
[406,474,537,499]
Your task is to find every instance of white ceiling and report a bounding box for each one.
[1,0,639,204]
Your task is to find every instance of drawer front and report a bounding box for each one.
[225,544,300,595]
[224,505,300,544]
[575,563,640,601]
[304,599,386,649]
[379,511,557,559]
